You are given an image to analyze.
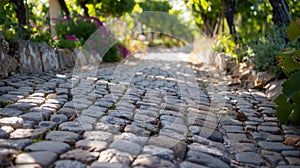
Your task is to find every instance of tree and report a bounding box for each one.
[184,0,222,37]
[58,0,70,18]
[76,0,93,16]
[8,0,31,39]
[136,0,172,39]
[184,0,300,42]
[224,0,239,40]
[99,0,135,17]
[9,0,27,27]
[268,0,291,27]
[139,0,171,12]
[74,0,135,18]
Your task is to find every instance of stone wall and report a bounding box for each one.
[215,52,283,100]
[0,33,77,78]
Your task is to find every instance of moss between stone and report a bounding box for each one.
[108,104,116,110]
[32,138,43,143]
[145,127,159,136]
[0,100,14,108]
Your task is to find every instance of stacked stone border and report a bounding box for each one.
[0,33,78,78]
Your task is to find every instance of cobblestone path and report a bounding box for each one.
[0,51,299,168]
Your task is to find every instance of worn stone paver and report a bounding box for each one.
[0,51,300,168]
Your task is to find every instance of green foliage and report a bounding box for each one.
[98,0,135,17]
[31,31,51,44]
[213,34,236,57]
[148,39,163,47]
[275,94,293,123]
[27,0,51,43]
[184,0,221,36]
[139,0,171,12]
[286,0,300,19]
[102,43,122,62]
[236,0,274,43]
[0,2,28,41]
[275,19,300,125]
[137,11,194,44]
[1,0,51,43]
[84,25,130,63]
[184,0,300,41]
[287,20,300,43]
[53,16,100,49]
[277,48,300,73]
[282,72,300,98]
[249,28,286,75]
[275,72,300,125]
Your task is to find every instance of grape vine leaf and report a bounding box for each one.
[282,71,300,99]
[277,49,300,73]
[0,0,8,8]
[275,94,293,124]
[291,91,300,104]
[287,19,300,43]
[290,103,300,125]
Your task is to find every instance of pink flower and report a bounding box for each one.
[98,26,108,35]
[93,49,98,55]
[52,35,58,40]
[138,34,146,41]
[88,40,96,47]
[116,44,129,58]
[90,16,103,27]
[62,16,70,21]
[102,39,108,46]
[65,35,79,41]
[29,21,36,28]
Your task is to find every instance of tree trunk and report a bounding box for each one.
[49,0,61,36]
[79,0,89,16]
[268,0,291,27]
[213,15,222,38]
[58,0,70,18]
[223,0,240,41]
[10,0,30,39]
[10,0,27,27]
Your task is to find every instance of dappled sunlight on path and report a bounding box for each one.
[0,50,299,167]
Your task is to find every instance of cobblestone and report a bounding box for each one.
[25,141,70,154]
[98,149,133,165]
[10,128,46,139]
[0,116,24,129]
[0,138,32,150]
[46,131,80,144]
[0,51,300,167]
[50,114,68,124]
[52,160,87,168]
[185,150,230,168]
[75,140,107,152]
[109,139,142,155]
[15,151,57,167]
[258,141,295,152]
[60,149,99,164]
[0,108,23,117]
[235,152,264,166]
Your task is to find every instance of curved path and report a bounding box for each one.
[0,50,299,168]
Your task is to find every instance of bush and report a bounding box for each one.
[53,16,129,62]
[248,28,287,77]
[213,35,237,58]
[103,43,129,62]
[0,2,29,42]
[53,16,102,49]
[275,19,300,125]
